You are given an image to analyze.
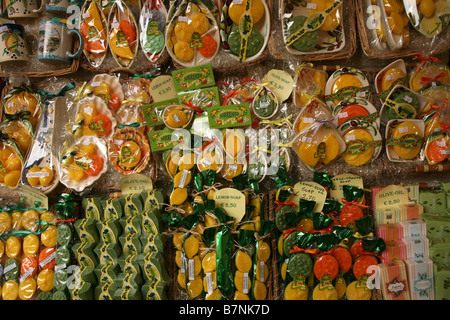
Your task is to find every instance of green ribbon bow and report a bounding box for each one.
[133,74,155,80]
[342,185,365,202]
[313,171,333,190]
[35,82,76,99]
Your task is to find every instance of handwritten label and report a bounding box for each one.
[120,173,153,195]
[330,173,364,205]
[148,75,178,102]
[291,181,327,212]
[264,69,294,102]
[375,185,410,209]
[22,185,49,210]
[214,188,246,226]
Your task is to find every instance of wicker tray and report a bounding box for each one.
[268,0,357,62]
[355,0,450,59]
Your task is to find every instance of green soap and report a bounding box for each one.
[95,282,117,300]
[83,197,103,220]
[420,190,447,216]
[433,264,450,300]
[74,218,100,244]
[142,208,162,234]
[94,263,121,285]
[228,25,264,57]
[118,254,142,275]
[441,182,450,193]
[285,16,319,52]
[54,268,69,291]
[120,193,144,217]
[388,91,421,120]
[97,218,122,244]
[138,251,169,285]
[55,245,72,267]
[140,232,165,254]
[253,88,277,119]
[52,290,69,300]
[36,291,53,300]
[141,189,164,211]
[101,198,124,220]
[119,232,142,256]
[94,242,122,266]
[120,215,142,236]
[283,231,300,258]
[70,281,94,300]
[275,206,301,232]
[141,282,167,300]
[144,32,165,54]
[72,242,99,267]
[76,265,98,286]
[287,252,313,279]
[248,161,265,182]
[3,258,19,281]
[421,215,450,239]
[430,243,450,267]
[116,271,144,289]
[57,222,73,247]
[113,285,142,300]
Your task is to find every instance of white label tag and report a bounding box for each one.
[301,136,312,143]
[39,251,56,268]
[26,171,50,178]
[229,164,238,172]
[114,139,124,145]
[84,107,93,114]
[111,21,120,29]
[188,259,195,280]
[399,126,409,133]
[243,272,249,294]
[436,140,446,147]
[91,81,101,87]
[385,74,395,81]
[403,95,413,103]
[206,272,214,294]
[441,149,450,155]
[172,113,180,123]
[82,12,90,18]
[178,16,188,22]
[180,253,186,274]
[303,117,314,123]
[4,263,15,274]
[338,112,348,118]
[55,263,67,271]
[346,134,356,141]
[20,267,34,283]
[306,3,316,9]
[201,158,211,166]
[259,261,265,282]
[356,91,366,97]
[178,169,189,188]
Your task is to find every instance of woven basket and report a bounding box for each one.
[355,0,450,59]
[166,192,275,300]
[268,0,357,62]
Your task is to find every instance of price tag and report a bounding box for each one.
[330,173,364,205]
[291,181,327,212]
[120,173,153,195]
[264,69,294,102]
[214,188,246,225]
[375,185,410,209]
[22,185,49,210]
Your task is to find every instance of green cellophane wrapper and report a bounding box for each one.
[215,207,235,300]
[3,258,20,281]
[434,264,450,300]
[313,172,334,191]
[54,268,69,291]
[36,291,54,300]
[55,245,73,267]
[52,290,69,300]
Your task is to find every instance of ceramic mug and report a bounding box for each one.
[5,0,39,18]
[0,23,29,63]
[34,0,77,13]
[38,20,83,63]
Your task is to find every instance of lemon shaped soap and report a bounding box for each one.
[309,0,341,31]
[346,280,372,300]
[229,0,264,25]
[284,281,309,300]
[342,128,375,166]
[381,67,406,92]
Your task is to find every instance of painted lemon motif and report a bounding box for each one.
[119,140,141,169]
[229,0,264,25]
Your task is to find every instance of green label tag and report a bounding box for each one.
[172,64,215,92]
[148,127,186,151]
[208,103,252,129]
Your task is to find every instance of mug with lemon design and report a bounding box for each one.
[0,23,29,63]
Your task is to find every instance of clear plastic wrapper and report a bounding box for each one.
[108,127,151,175]
[140,0,168,63]
[81,74,125,113]
[0,137,24,189]
[409,57,450,93]
[220,0,270,62]
[403,0,449,38]
[2,86,43,129]
[166,0,220,67]
[80,0,109,68]
[108,1,139,68]
[293,64,328,108]
[375,59,408,103]
[293,98,333,135]
[378,0,411,50]
[282,0,344,55]
[385,118,425,162]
